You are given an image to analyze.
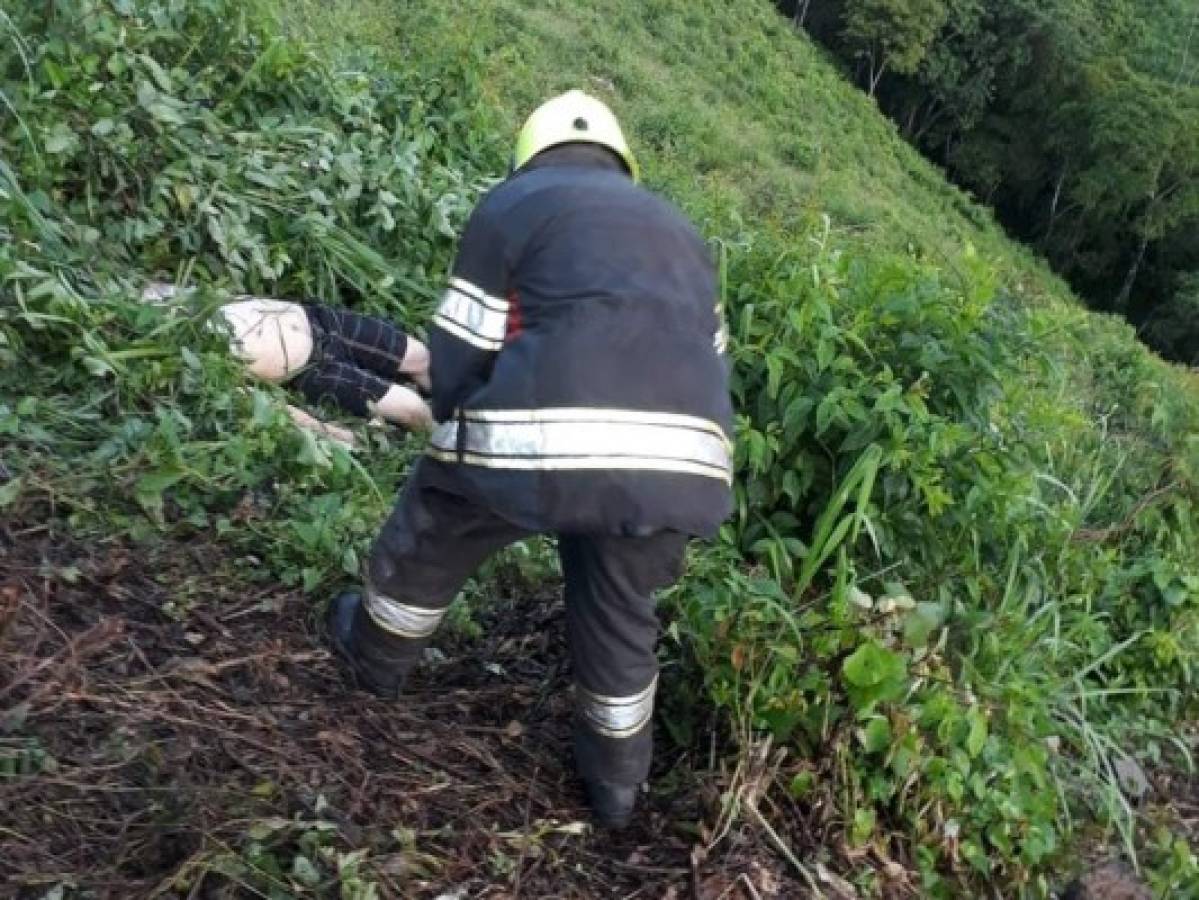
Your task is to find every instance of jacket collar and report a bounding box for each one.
[519,143,628,176]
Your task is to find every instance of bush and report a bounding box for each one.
[663,226,1199,890]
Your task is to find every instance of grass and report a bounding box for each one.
[337,0,1071,298]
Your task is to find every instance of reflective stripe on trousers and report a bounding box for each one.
[365,584,447,638]
[575,675,658,739]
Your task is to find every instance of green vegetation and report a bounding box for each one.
[2,0,1197,895]
[792,0,1199,365]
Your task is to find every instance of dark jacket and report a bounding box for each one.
[424,145,733,537]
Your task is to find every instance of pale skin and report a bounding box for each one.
[216,298,433,431]
[140,285,434,433]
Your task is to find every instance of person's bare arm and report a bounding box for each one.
[399,337,431,392]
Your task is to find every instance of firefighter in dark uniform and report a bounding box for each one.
[328,91,734,828]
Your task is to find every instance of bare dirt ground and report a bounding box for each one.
[0,520,803,899]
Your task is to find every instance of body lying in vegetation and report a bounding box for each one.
[142,284,433,430]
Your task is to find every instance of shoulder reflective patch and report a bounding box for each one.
[427,408,733,483]
[576,676,658,739]
[432,278,509,351]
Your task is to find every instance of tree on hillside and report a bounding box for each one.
[896,0,993,144]
[791,0,813,27]
[841,0,950,95]
[908,1,1073,204]
[1142,274,1199,365]
[790,0,1199,364]
[1064,60,1199,311]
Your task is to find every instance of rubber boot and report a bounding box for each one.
[583,779,638,829]
[327,591,421,698]
[574,720,652,829]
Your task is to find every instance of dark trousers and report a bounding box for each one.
[290,305,411,418]
[354,461,688,786]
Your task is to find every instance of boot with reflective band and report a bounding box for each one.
[327,591,422,698]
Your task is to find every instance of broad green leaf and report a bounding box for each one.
[136,468,185,499]
[0,476,24,508]
[1162,581,1187,607]
[246,817,292,841]
[41,57,67,89]
[789,771,816,799]
[858,716,892,754]
[842,641,908,710]
[146,100,186,125]
[291,854,321,887]
[902,601,945,647]
[82,356,115,378]
[139,53,173,92]
[251,780,277,797]
[848,586,873,609]
[851,806,876,847]
[301,567,322,592]
[815,394,839,436]
[844,643,900,687]
[815,338,836,372]
[966,707,988,758]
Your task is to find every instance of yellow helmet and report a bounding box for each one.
[512,90,639,182]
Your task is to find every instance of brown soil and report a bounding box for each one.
[0,521,804,899]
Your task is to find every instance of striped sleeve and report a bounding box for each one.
[430,204,511,422]
[434,277,509,351]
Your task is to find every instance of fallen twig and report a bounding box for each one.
[0,614,123,706]
[745,803,822,897]
[510,765,539,899]
[1071,482,1181,543]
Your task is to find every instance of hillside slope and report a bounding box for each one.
[298,0,1075,298]
[2,0,1197,896]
